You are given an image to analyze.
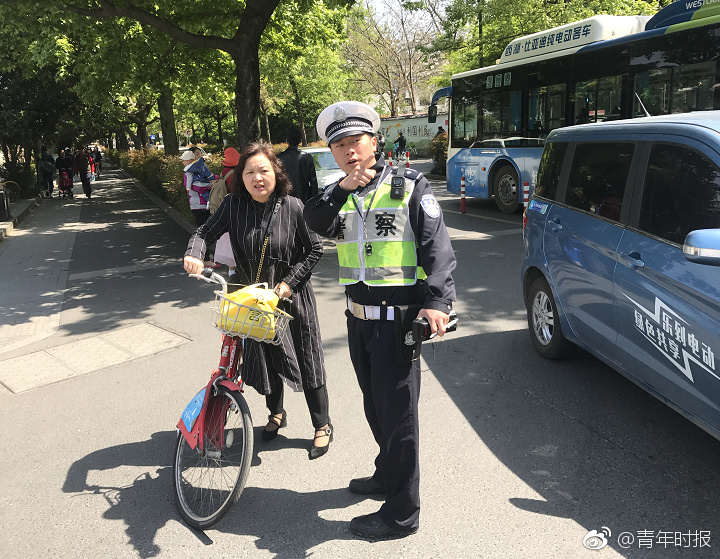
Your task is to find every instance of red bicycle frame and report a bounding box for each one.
[177,334,245,451]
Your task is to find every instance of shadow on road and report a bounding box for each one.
[61,428,371,558]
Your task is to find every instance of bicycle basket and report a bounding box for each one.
[211,285,292,344]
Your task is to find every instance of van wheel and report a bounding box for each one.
[527,277,572,359]
[494,165,520,213]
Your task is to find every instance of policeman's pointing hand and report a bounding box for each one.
[339,153,377,192]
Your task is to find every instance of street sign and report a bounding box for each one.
[150,134,156,140]
[184,129,192,137]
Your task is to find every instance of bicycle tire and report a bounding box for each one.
[173,387,254,529]
[3,181,19,202]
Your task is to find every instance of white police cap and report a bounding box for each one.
[316,101,381,145]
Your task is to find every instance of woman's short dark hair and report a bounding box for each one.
[235,141,293,198]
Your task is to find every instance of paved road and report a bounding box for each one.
[1,161,720,558]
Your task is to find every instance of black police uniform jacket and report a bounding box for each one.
[303,156,456,311]
[185,192,326,395]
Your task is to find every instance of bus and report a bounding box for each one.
[428,1,720,213]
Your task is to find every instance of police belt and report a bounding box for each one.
[347,296,395,321]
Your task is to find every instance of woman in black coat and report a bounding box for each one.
[183,141,332,460]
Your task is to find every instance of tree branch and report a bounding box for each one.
[57,0,234,52]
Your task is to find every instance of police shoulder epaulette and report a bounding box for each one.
[399,168,423,182]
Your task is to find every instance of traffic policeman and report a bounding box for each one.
[303,101,456,539]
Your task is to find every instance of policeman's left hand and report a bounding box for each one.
[417,308,450,337]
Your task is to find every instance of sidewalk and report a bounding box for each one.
[0,166,192,361]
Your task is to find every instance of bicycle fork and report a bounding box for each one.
[177,336,244,453]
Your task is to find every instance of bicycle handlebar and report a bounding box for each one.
[189,268,228,292]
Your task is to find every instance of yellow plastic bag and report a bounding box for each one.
[217,283,280,339]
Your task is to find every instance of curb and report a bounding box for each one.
[0,195,42,243]
[115,166,196,235]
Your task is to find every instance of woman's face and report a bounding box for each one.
[242,153,276,203]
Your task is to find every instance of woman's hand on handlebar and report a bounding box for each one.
[183,256,204,275]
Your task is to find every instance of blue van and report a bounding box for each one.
[522,112,720,439]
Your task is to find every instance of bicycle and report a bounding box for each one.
[1,180,20,202]
[173,268,293,529]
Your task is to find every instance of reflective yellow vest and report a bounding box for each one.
[336,170,426,286]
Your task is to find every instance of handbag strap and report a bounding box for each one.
[255,199,282,283]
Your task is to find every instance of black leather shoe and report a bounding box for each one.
[261,410,287,442]
[309,424,333,460]
[348,476,385,495]
[349,512,418,540]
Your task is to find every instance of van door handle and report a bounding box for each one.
[621,252,645,269]
[548,218,562,232]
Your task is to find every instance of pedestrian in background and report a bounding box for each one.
[392,130,406,159]
[74,146,94,198]
[208,147,241,282]
[183,141,333,460]
[277,125,318,203]
[181,148,214,226]
[304,101,456,539]
[39,147,55,198]
[93,147,102,176]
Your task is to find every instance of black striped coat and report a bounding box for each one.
[186,193,326,395]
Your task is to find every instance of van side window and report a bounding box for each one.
[534,142,567,201]
[565,143,634,221]
[639,144,720,245]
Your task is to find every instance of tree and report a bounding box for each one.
[261,0,350,143]
[0,0,358,148]
[344,1,439,115]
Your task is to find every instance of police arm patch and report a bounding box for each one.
[420,194,441,218]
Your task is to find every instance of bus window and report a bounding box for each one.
[672,61,716,113]
[528,84,567,137]
[574,75,623,124]
[452,99,478,146]
[451,77,480,147]
[480,89,522,138]
[633,68,672,116]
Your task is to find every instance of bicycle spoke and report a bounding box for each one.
[173,390,253,528]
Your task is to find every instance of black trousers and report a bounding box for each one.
[42,171,53,193]
[346,312,421,532]
[265,383,330,429]
[81,172,92,197]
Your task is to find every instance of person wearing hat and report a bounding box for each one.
[303,101,456,539]
[181,147,215,226]
[182,147,219,266]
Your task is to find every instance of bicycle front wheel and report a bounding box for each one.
[173,388,253,529]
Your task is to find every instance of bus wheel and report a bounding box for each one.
[493,165,520,213]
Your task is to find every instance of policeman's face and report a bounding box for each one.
[329,133,377,175]
[242,153,276,203]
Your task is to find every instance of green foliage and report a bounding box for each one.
[430,131,448,175]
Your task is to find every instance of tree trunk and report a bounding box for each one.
[158,85,179,155]
[126,126,139,149]
[233,45,261,149]
[116,129,129,150]
[289,76,307,146]
[215,112,224,146]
